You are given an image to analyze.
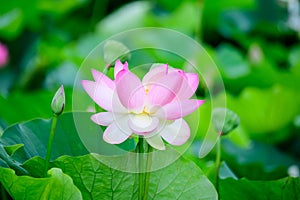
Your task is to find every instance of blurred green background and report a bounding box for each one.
[0,0,299,183]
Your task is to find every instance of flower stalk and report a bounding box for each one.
[138,137,145,200]
[143,143,153,200]
[44,115,57,176]
[137,137,153,200]
[212,108,240,197]
[215,137,221,194]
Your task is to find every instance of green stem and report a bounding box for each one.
[44,115,58,176]
[138,138,145,200]
[143,143,153,200]
[215,137,221,195]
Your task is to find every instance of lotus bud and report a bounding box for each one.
[51,85,65,116]
[212,108,240,136]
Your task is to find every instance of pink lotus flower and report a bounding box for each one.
[82,60,204,150]
[0,43,8,68]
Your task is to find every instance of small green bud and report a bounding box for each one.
[212,108,240,136]
[51,85,65,116]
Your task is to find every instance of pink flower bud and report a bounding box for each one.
[0,43,8,68]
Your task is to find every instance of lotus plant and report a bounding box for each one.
[82,60,204,150]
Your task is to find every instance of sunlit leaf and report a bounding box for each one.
[228,85,300,136]
[53,154,217,200]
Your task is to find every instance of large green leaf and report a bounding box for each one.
[220,177,300,200]
[0,112,89,163]
[0,167,82,199]
[52,154,217,200]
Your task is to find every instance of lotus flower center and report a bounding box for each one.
[132,113,152,128]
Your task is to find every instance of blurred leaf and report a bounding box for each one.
[0,89,72,125]
[0,167,82,199]
[0,69,16,97]
[202,0,256,43]
[0,0,41,32]
[218,43,280,93]
[37,0,89,15]
[226,126,251,148]
[154,0,184,11]
[220,177,300,200]
[151,1,200,35]
[289,45,300,68]
[97,1,199,37]
[103,40,131,65]
[228,85,300,136]
[0,9,24,39]
[44,62,78,89]
[222,140,300,180]
[63,33,105,66]
[96,1,152,36]
[215,44,250,79]
[253,0,290,38]
[261,42,289,69]
[288,45,300,81]
[219,10,254,39]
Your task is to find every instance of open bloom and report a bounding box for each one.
[82,60,204,150]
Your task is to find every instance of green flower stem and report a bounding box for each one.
[143,143,153,200]
[44,115,58,177]
[215,137,221,194]
[137,137,153,200]
[138,137,145,200]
